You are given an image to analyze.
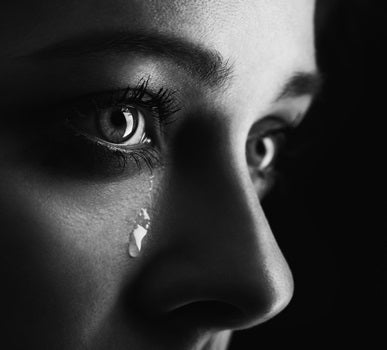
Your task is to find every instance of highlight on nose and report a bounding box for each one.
[126,117,294,331]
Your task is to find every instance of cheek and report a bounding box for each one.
[0,164,157,344]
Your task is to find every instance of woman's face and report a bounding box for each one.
[0,0,317,349]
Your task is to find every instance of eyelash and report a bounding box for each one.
[64,77,181,173]
[117,77,181,127]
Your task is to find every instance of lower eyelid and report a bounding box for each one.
[75,132,162,175]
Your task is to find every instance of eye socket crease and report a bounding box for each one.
[20,29,233,89]
[275,71,322,102]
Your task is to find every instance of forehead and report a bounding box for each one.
[1,0,315,60]
[1,0,316,117]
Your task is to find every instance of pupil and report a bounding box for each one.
[110,109,126,128]
[256,140,266,157]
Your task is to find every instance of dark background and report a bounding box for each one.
[231,0,387,348]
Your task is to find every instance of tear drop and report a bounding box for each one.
[128,174,154,258]
[128,207,151,258]
[129,224,147,257]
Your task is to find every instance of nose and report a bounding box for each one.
[131,120,294,331]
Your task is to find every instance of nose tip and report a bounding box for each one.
[182,247,294,330]
[235,269,294,329]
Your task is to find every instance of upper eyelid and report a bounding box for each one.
[56,76,177,109]
[247,127,292,142]
[248,115,298,136]
[62,82,181,120]
[67,85,150,108]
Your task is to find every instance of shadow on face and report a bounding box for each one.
[0,0,317,349]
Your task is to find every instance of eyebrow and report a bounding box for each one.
[275,71,322,101]
[25,30,233,88]
[25,30,321,101]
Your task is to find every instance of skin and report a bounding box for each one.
[0,0,316,349]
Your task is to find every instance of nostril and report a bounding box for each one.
[163,280,294,331]
[166,301,246,330]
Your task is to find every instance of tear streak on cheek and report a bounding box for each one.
[128,174,154,258]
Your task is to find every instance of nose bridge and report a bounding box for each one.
[181,144,292,311]
[133,118,293,330]
[174,144,273,281]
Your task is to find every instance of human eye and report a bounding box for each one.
[52,77,180,177]
[246,116,295,194]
